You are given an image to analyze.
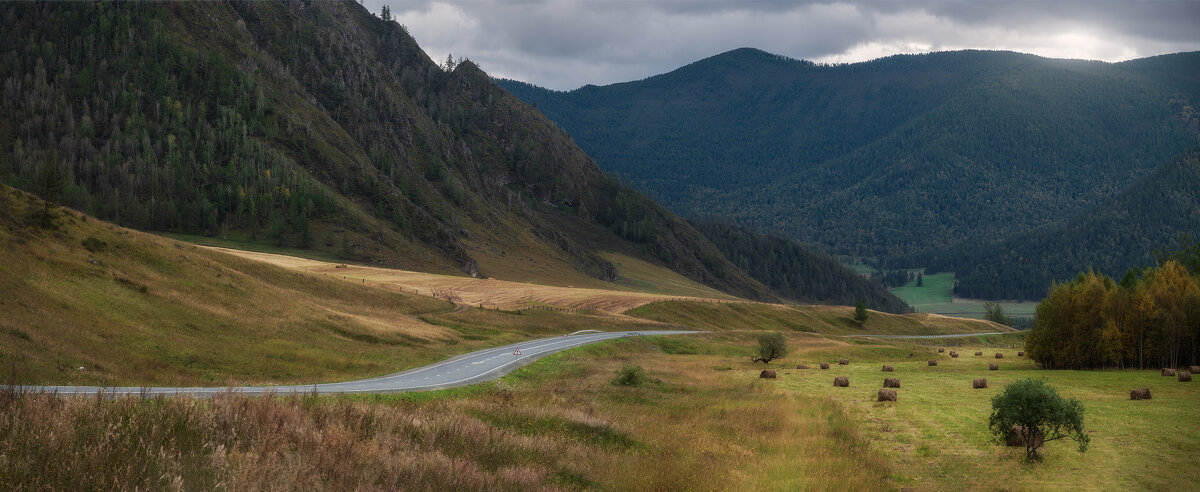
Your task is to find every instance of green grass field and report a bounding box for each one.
[890,272,1038,320]
[771,341,1199,490]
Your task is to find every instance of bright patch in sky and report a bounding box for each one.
[370,1,1200,90]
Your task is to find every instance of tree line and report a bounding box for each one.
[1026,250,1200,369]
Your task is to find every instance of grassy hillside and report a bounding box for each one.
[0,0,773,301]
[0,186,671,387]
[498,48,1200,273]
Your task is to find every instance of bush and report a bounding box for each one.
[81,236,107,253]
[988,379,1089,461]
[751,332,787,364]
[611,364,646,387]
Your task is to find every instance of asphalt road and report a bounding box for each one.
[24,330,696,397]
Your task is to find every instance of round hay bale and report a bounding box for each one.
[1018,351,1025,357]
[833,376,850,387]
[1179,371,1193,382]
[796,364,808,370]
[1005,425,1044,448]
[759,369,777,379]
[995,353,1004,359]
[820,362,830,370]
[973,378,988,389]
[1130,388,1152,400]
[1161,368,1176,376]
[839,358,849,365]
[882,365,894,372]
[877,388,897,402]
[927,360,938,366]
[1190,366,1200,374]
[989,363,999,371]
[884,377,900,388]
[951,352,959,358]
[937,348,945,353]
[975,351,983,356]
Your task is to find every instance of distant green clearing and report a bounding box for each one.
[890,272,1037,320]
[890,272,954,305]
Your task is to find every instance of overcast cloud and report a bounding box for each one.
[363,1,1200,90]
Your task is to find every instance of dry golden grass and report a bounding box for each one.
[0,334,894,491]
[0,188,673,387]
[628,300,1009,335]
[208,246,741,314]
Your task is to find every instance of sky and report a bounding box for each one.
[364,1,1200,90]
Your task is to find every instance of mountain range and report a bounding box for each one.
[499,48,1200,298]
[0,1,909,310]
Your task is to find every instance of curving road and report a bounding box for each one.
[25,330,697,397]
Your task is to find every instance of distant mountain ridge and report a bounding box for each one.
[498,48,1200,292]
[935,145,1200,300]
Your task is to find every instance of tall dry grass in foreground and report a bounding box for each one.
[0,386,606,491]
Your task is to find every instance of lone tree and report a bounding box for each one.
[983,302,1011,326]
[752,332,787,364]
[854,300,869,324]
[989,379,1089,461]
[916,272,924,287]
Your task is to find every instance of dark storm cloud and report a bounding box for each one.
[366,1,1200,90]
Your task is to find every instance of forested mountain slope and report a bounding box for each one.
[0,1,773,301]
[689,220,910,313]
[498,48,1200,264]
[931,146,1200,300]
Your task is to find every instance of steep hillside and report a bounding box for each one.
[498,48,1200,263]
[0,1,772,301]
[934,146,1200,300]
[688,219,910,313]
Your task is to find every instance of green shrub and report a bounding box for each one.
[611,364,645,387]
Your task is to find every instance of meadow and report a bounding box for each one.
[890,272,1038,319]
[9,328,1193,490]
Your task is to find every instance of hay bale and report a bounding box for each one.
[938,348,945,353]
[989,363,999,371]
[884,377,900,388]
[1190,366,1200,374]
[1179,371,1193,382]
[796,364,808,369]
[995,353,1004,359]
[833,376,850,387]
[951,352,959,358]
[759,370,777,379]
[1130,388,1152,400]
[1005,425,1044,448]
[1162,368,1176,376]
[820,362,830,370]
[877,388,897,402]
[975,351,983,356]
[928,360,938,366]
[882,365,894,372]
[973,378,988,389]
[839,358,849,365]
[1018,351,1025,357]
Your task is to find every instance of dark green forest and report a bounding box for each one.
[690,219,910,313]
[928,146,1200,300]
[0,1,775,300]
[499,48,1200,292]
